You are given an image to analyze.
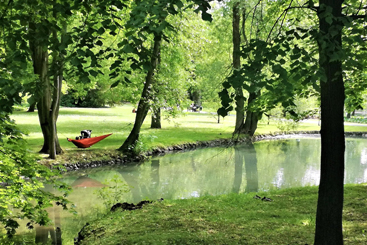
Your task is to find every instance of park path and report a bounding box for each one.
[302,119,367,127]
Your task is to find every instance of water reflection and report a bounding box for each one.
[244,143,259,193]
[35,185,63,244]
[19,137,367,244]
[233,143,259,193]
[62,137,367,203]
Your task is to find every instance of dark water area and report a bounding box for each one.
[18,137,367,244]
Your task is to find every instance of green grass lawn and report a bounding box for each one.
[11,104,367,163]
[11,104,325,162]
[73,184,367,245]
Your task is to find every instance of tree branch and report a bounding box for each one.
[0,0,13,21]
[266,2,318,43]
[349,14,367,20]
[250,0,262,40]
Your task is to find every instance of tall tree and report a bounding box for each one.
[315,1,344,243]
[219,1,366,242]
[120,33,163,150]
[232,1,246,134]
[1,0,125,158]
[118,0,215,153]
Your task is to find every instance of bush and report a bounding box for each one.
[0,113,72,237]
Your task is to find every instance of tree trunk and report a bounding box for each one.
[243,92,260,136]
[49,21,66,159]
[29,21,62,156]
[191,89,201,107]
[233,2,245,134]
[119,34,162,153]
[314,1,345,244]
[346,112,351,118]
[27,101,36,112]
[151,107,161,129]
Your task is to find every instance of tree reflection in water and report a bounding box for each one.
[233,143,259,193]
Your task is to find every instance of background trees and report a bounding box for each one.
[1,0,367,242]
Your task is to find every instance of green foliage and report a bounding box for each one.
[133,133,158,155]
[94,174,129,209]
[61,89,109,108]
[344,116,367,124]
[217,0,320,122]
[0,113,72,237]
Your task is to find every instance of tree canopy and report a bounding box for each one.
[1,0,367,243]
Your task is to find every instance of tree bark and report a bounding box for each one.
[27,101,36,112]
[29,21,62,156]
[151,107,161,129]
[119,34,162,153]
[49,21,66,159]
[233,2,245,134]
[243,92,260,136]
[314,1,345,244]
[190,89,202,107]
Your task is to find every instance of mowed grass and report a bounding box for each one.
[75,184,367,245]
[10,104,367,162]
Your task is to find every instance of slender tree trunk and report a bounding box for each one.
[314,1,345,244]
[119,34,162,153]
[151,107,161,129]
[243,92,260,136]
[49,21,65,159]
[189,89,202,107]
[233,2,245,134]
[27,101,36,112]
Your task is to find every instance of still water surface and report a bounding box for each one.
[26,137,367,244]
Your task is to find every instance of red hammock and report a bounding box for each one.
[67,134,112,148]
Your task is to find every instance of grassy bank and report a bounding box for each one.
[11,104,367,164]
[74,184,367,245]
[9,104,327,162]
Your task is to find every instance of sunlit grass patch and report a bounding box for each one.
[10,104,367,164]
[74,185,367,245]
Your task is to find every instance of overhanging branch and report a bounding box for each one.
[266,2,318,43]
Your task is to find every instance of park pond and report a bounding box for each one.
[20,136,367,244]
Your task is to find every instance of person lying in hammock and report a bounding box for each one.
[76,130,92,140]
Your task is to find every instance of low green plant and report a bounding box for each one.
[133,133,158,155]
[94,174,130,209]
[275,119,300,132]
[344,116,367,124]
